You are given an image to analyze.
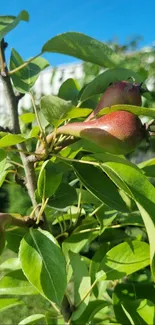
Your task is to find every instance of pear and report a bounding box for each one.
[57,110,146,155]
[86,81,142,121]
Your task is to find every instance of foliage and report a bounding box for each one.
[0,10,155,325]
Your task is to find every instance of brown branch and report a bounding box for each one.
[0,39,40,220]
[16,92,25,103]
[0,213,39,229]
[0,39,7,76]
[0,73,21,133]
[0,126,12,133]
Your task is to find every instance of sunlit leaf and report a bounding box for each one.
[100,161,155,279]
[69,252,91,320]
[0,298,23,313]
[37,160,63,199]
[10,49,49,93]
[19,228,67,306]
[0,134,26,147]
[97,240,150,280]
[0,11,29,41]
[0,258,21,272]
[40,95,74,126]
[42,32,115,68]
[20,113,35,124]
[58,78,80,102]
[0,270,38,295]
[18,314,45,325]
[73,162,128,212]
[98,104,155,119]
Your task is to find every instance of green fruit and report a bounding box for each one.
[86,81,142,121]
[57,110,146,155]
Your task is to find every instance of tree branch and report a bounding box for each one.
[0,39,40,220]
[0,126,12,133]
[0,213,41,229]
[0,39,7,75]
[0,74,20,133]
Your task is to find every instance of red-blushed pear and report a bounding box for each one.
[57,111,146,155]
[86,81,142,121]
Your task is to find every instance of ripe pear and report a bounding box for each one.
[86,81,142,121]
[57,111,146,155]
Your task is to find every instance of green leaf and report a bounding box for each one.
[80,68,143,101]
[76,138,111,154]
[96,208,118,232]
[138,158,155,177]
[131,299,155,325]
[42,32,115,68]
[65,107,92,120]
[114,282,155,304]
[90,243,109,297]
[113,281,155,324]
[45,310,63,324]
[37,161,46,199]
[0,298,23,313]
[76,188,101,206]
[49,183,77,209]
[18,314,45,325]
[28,126,40,138]
[6,227,28,253]
[92,306,114,324]
[0,134,26,147]
[59,140,82,159]
[97,240,149,281]
[10,49,49,93]
[0,270,38,295]
[0,149,8,187]
[88,152,137,168]
[113,298,155,325]
[100,227,131,245]
[69,252,91,321]
[37,160,63,199]
[40,95,74,126]
[58,78,80,102]
[63,225,98,256]
[100,161,155,279]
[73,300,109,325]
[19,228,67,306]
[0,11,29,41]
[20,113,36,124]
[98,104,155,119]
[0,257,21,272]
[0,171,11,187]
[0,228,5,256]
[73,162,128,212]
[0,149,7,172]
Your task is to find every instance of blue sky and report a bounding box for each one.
[1,0,155,66]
